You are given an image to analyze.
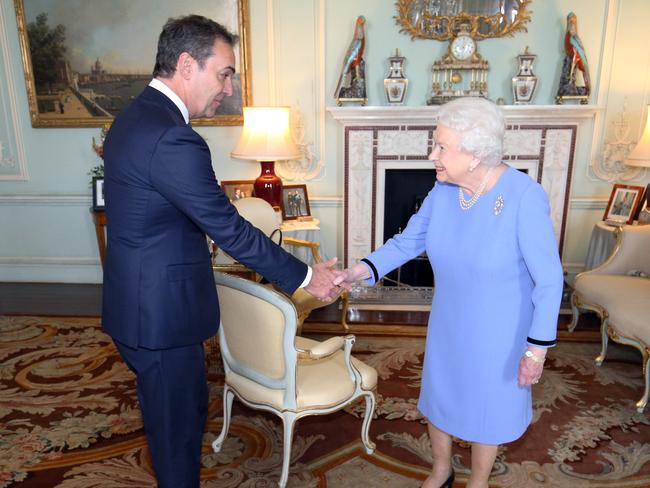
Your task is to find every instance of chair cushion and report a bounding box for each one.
[576,275,650,345]
[225,337,377,412]
[295,337,378,409]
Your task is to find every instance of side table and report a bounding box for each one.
[584,221,622,270]
[281,218,323,265]
[91,209,107,267]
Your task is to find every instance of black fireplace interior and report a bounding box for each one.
[383,169,436,287]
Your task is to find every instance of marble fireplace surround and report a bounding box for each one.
[327,105,599,268]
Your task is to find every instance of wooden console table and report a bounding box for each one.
[91,209,106,267]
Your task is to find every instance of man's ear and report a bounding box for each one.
[177,52,194,79]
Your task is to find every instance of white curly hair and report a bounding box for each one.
[436,97,505,167]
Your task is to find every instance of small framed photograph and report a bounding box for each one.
[220,180,255,202]
[281,184,311,220]
[92,177,105,210]
[603,183,645,225]
[637,184,650,225]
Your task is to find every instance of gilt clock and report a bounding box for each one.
[427,23,489,105]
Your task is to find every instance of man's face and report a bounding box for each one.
[187,39,235,119]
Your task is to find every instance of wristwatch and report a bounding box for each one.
[524,350,545,363]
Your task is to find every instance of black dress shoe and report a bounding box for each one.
[440,469,454,488]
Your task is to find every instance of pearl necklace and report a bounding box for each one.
[458,167,493,210]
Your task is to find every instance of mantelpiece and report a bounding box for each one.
[327,105,601,268]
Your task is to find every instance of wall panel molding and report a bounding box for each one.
[0,257,97,266]
[0,195,90,206]
[0,0,29,181]
[569,197,608,210]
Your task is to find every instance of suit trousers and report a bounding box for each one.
[114,339,208,488]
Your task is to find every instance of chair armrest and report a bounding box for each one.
[588,225,650,276]
[296,335,352,359]
[283,237,322,264]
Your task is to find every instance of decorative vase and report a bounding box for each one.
[512,47,538,105]
[384,49,409,105]
[254,160,283,209]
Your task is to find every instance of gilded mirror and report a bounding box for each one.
[395,0,532,40]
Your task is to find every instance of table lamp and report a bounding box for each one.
[231,106,300,209]
[625,104,650,170]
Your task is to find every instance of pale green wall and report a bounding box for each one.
[1,0,648,283]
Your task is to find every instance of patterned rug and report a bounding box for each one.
[1,315,649,487]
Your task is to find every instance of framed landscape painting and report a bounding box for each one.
[14,0,251,127]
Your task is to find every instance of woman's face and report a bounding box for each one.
[428,124,476,186]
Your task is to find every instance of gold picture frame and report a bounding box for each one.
[220,179,255,202]
[14,0,251,128]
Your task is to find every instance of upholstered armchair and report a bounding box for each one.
[570,224,650,412]
[211,271,377,488]
[212,197,349,334]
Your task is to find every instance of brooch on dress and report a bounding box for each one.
[494,195,504,215]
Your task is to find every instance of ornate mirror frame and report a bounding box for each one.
[394,0,533,41]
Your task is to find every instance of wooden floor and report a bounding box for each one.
[0,282,600,339]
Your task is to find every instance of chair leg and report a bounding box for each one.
[637,350,649,413]
[360,392,376,454]
[340,291,350,333]
[595,318,610,366]
[568,293,580,332]
[212,384,235,453]
[278,412,297,488]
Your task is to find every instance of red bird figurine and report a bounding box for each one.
[335,16,367,103]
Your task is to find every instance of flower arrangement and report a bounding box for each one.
[88,123,111,183]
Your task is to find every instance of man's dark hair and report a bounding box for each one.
[153,15,236,78]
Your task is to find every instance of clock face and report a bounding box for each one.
[451,35,476,61]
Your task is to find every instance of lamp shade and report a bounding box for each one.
[231,107,301,161]
[625,105,650,168]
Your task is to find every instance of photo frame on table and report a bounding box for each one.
[92,177,105,210]
[220,179,255,202]
[14,0,251,128]
[281,184,311,220]
[602,183,645,225]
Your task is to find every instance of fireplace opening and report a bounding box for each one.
[383,169,436,287]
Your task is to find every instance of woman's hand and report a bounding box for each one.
[518,346,546,386]
[337,262,371,289]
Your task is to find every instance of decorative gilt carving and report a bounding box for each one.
[394,0,532,41]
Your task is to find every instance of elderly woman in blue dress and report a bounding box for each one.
[339,97,563,488]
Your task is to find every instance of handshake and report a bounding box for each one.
[304,257,371,301]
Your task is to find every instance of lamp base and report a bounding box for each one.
[254,160,283,209]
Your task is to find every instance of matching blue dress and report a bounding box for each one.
[363,166,564,444]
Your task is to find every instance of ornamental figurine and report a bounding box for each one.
[555,12,591,104]
[334,16,367,105]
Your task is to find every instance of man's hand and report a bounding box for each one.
[304,257,346,301]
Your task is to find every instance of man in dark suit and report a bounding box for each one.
[102,15,342,487]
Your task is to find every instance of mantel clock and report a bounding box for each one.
[427,23,488,105]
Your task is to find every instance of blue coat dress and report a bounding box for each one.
[363,166,563,444]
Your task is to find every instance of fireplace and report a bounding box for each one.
[328,105,600,272]
[382,168,436,287]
